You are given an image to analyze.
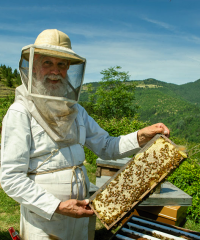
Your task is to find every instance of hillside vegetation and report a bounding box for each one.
[135,87,200,142]
[135,78,200,142]
[0,65,20,131]
[80,78,200,143]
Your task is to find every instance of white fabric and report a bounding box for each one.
[1,102,141,240]
[15,85,79,148]
[22,44,77,55]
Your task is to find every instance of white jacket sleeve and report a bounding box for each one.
[1,103,61,220]
[78,105,141,160]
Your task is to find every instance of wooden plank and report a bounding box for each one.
[96,158,130,168]
[101,168,118,177]
[95,167,101,177]
[96,163,121,169]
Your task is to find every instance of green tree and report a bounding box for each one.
[88,66,138,119]
[6,74,13,87]
[13,69,18,78]
[16,75,22,85]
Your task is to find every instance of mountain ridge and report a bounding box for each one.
[80,78,200,142]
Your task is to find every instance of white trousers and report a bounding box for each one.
[20,205,89,240]
[20,170,90,240]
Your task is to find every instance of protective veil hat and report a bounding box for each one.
[17,29,86,146]
[22,29,84,65]
[19,29,86,103]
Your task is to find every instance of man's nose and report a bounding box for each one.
[50,65,60,75]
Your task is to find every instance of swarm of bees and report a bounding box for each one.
[90,135,187,229]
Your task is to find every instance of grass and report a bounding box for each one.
[0,189,20,231]
[183,219,200,232]
[0,81,15,98]
[0,187,20,239]
[84,161,97,185]
[0,163,199,240]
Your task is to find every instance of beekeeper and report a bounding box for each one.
[1,29,170,240]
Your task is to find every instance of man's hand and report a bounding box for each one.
[137,123,170,147]
[55,199,94,218]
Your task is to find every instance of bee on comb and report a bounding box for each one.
[89,134,187,229]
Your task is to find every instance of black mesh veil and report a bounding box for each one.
[19,45,86,104]
[65,63,85,102]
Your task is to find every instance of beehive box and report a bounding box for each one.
[130,205,188,226]
[96,158,130,178]
[89,134,187,230]
[111,215,200,240]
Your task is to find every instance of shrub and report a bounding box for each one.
[0,95,15,131]
[85,115,148,165]
[94,115,148,137]
[168,158,200,222]
[84,66,139,119]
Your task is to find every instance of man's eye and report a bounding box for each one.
[43,61,52,66]
[58,62,68,68]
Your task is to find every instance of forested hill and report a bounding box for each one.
[134,78,200,106]
[81,78,200,106]
[80,78,200,143]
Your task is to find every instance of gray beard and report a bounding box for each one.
[32,74,70,97]
[31,74,77,122]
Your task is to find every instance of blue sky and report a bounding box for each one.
[0,0,199,85]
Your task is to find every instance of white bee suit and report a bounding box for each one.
[1,101,140,240]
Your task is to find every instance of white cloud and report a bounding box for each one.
[0,35,33,69]
[74,39,200,85]
[142,17,176,31]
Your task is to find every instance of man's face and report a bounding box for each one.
[32,55,70,96]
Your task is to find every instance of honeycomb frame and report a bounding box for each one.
[89,134,187,230]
